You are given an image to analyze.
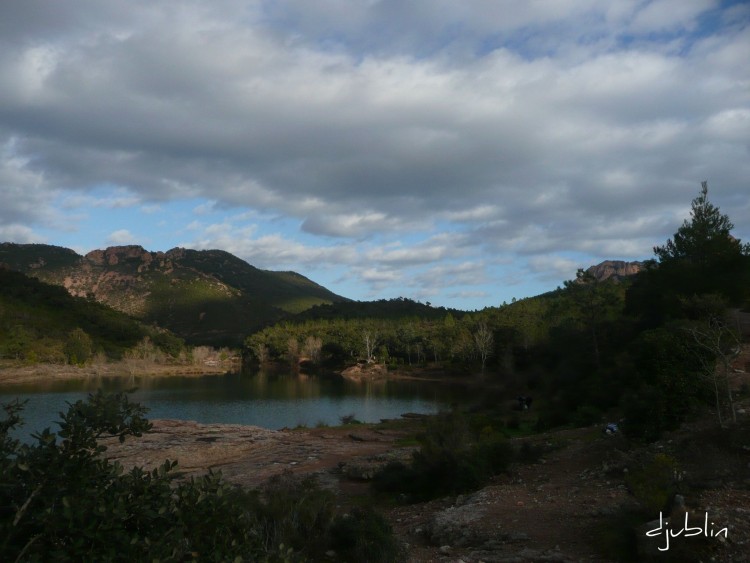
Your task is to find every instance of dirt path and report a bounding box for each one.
[387,428,636,562]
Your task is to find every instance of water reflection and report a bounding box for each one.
[0,370,467,437]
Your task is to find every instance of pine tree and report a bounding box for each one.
[654,181,748,266]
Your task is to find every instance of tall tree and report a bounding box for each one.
[654,181,748,267]
[473,322,494,374]
[628,182,750,321]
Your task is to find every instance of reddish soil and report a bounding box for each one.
[104,405,750,562]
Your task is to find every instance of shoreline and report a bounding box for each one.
[0,360,238,386]
[0,358,490,388]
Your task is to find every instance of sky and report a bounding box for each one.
[1,1,748,310]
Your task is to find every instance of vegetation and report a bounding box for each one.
[0,268,185,363]
[0,244,348,347]
[0,392,401,562]
[247,182,749,443]
[1,182,748,559]
[373,410,513,501]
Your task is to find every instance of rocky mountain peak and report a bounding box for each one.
[585,260,645,282]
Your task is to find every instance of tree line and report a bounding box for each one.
[246,183,750,440]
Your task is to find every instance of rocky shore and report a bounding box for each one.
[101,414,750,563]
[104,418,415,489]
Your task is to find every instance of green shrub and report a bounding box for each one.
[330,507,403,562]
[0,392,397,562]
[373,410,512,501]
[64,327,93,365]
[254,472,335,555]
[372,461,417,495]
[625,453,682,517]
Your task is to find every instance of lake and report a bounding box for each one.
[0,370,468,438]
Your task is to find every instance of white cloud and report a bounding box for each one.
[188,231,357,270]
[106,229,137,245]
[0,224,45,244]
[527,255,581,282]
[140,204,161,214]
[629,0,714,33]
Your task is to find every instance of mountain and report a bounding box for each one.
[0,267,168,361]
[0,243,347,346]
[585,260,645,282]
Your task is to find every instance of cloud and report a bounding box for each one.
[0,1,747,307]
[629,0,714,34]
[140,204,161,214]
[0,137,55,225]
[0,224,45,244]
[527,255,581,282]
[106,229,137,245]
[188,230,357,271]
[302,211,417,238]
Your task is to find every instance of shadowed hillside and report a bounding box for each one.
[0,243,347,346]
[0,267,181,362]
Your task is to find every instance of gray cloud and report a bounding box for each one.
[0,0,748,304]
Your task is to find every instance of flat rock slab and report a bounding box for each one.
[103,419,409,489]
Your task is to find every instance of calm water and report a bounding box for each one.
[0,370,467,438]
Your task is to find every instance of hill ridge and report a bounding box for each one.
[0,242,347,346]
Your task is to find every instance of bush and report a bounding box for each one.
[330,507,403,563]
[254,472,335,555]
[0,392,263,561]
[64,327,94,365]
[535,402,573,432]
[372,461,417,495]
[373,410,512,501]
[625,453,682,517]
[0,391,398,561]
[340,413,362,425]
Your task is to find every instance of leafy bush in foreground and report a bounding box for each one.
[1,391,400,562]
[373,410,513,501]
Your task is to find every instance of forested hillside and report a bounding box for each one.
[0,268,184,364]
[0,244,348,346]
[247,183,750,440]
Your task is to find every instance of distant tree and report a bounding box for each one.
[303,335,323,364]
[287,337,300,365]
[363,330,378,362]
[4,325,33,361]
[563,269,622,369]
[252,341,270,363]
[473,322,494,373]
[64,327,93,365]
